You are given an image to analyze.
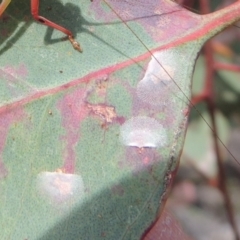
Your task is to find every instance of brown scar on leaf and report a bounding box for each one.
[87,104,117,123]
[55,168,65,173]
[138,147,145,154]
[95,76,109,95]
[97,78,108,89]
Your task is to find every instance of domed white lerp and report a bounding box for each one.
[37,171,84,205]
[120,116,167,148]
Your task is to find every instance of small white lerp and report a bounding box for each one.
[120,116,167,148]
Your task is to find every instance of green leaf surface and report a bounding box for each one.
[1,0,240,239]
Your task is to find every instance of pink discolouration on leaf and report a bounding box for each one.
[132,94,177,129]
[90,0,199,42]
[0,107,26,179]
[0,64,28,83]
[58,89,89,173]
[0,108,25,151]
[0,64,32,97]
[142,156,152,165]
[119,147,160,173]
